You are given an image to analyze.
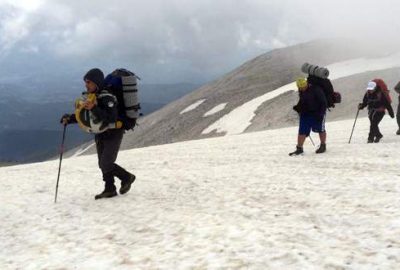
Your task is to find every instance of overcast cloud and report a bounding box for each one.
[1,0,400,83]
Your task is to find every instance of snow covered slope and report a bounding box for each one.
[68,39,400,157]
[115,39,400,152]
[1,116,400,269]
[202,54,400,135]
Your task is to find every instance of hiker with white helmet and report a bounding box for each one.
[358,79,394,143]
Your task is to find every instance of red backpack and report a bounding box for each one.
[373,78,392,103]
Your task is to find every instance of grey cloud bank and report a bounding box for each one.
[1,0,400,83]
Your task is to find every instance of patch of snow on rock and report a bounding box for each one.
[180,99,206,114]
[204,103,228,117]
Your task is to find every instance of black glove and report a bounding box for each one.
[358,103,364,110]
[123,118,137,130]
[390,111,395,118]
[293,105,300,113]
[60,113,71,125]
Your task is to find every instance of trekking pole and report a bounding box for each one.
[348,108,360,144]
[55,124,67,203]
[308,135,315,146]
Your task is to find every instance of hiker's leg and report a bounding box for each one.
[374,111,385,138]
[368,111,375,141]
[297,135,307,147]
[319,132,326,144]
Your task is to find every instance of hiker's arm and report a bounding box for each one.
[388,104,395,118]
[69,114,77,123]
[383,95,395,118]
[395,81,400,93]
[293,99,301,113]
[60,113,77,125]
[359,93,368,109]
[316,87,327,112]
[291,90,301,113]
[91,96,118,125]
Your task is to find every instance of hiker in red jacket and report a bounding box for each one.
[358,79,394,143]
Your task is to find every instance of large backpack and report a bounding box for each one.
[104,69,141,130]
[372,78,392,103]
[307,75,341,108]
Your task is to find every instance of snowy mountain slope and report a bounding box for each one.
[202,55,400,135]
[1,116,400,269]
[68,39,400,157]
[116,40,400,151]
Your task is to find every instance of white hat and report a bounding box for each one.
[366,81,377,91]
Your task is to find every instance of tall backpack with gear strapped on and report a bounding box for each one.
[301,62,330,79]
[302,63,341,108]
[104,68,141,130]
[307,75,341,108]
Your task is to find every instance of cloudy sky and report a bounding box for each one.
[1,0,400,84]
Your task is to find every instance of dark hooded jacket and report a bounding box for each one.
[294,84,327,118]
[66,68,118,131]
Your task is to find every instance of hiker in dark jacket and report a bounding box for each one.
[60,68,135,200]
[394,81,400,135]
[358,79,394,143]
[289,77,328,156]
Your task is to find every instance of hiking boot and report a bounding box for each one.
[315,143,326,154]
[120,174,136,195]
[289,146,303,156]
[397,129,400,135]
[367,139,374,143]
[95,189,117,200]
[95,184,117,200]
[374,134,383,143]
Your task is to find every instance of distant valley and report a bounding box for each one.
[0,81,200,163]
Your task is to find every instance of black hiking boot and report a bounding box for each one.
[120,174,136,195]
[374,134,383,143]
[315,143,326,154]
[94,189,117,200]
[396,129,400,135]
[95,183,117,200]
[289,146,303,156]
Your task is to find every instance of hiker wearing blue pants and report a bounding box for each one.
[290,77,327,156]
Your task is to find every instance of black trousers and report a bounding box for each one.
[368,110,385,140]
[95,129,131,186]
